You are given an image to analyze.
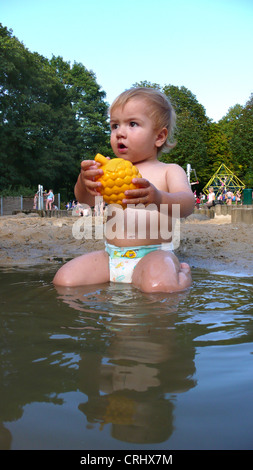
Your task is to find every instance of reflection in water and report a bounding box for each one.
[55,283,196,444]
[0,268,253,449]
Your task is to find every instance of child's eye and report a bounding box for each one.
[110,123,119,130]
[129,121,138,127]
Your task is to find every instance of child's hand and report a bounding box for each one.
[79,159,104,196]
[122,177,161,206]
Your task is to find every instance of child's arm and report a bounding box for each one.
[74,160,103,205]
[160,164,195,218]
[123,164,195,218]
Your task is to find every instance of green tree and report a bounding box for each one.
[50,56,112,159]
[163,85,208,125]
[218,103,244,140]
[0,25,112,199]
[229,95,253,186]
[162,85,210,189]
[218,97,253,186]
[0,25,80,195]
[132,80,162,90]
[206,122,232,174]
[132,81,251,191]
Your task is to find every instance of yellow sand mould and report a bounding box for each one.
[95,153,142,207]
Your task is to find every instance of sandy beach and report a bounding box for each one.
[0,211,252,277]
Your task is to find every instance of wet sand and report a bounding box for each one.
[0,212,252,276]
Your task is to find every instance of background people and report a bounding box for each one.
[45,189,54,210]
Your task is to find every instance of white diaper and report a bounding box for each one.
[105,241,173,283]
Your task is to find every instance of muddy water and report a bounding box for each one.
[0,266,253,450]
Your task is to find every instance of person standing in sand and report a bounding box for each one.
[206,187,215,208]
[45,189,54,210]
[53,87,195,292]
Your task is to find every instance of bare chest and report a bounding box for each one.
[137,163,168,192]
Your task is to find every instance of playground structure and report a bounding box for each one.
[36,184,60,210]
[186,164,199,186]
[202,164,245,198]
[37,185,44,210]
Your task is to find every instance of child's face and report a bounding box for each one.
[110,98,166,164]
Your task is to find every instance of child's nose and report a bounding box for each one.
[116,125,126,137]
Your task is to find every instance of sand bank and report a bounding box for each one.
[0,212,252,276]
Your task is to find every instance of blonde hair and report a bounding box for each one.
[109,87,176,154]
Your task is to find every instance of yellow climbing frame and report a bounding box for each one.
[203,164,245,196]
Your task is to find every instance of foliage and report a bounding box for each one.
[134,81,252,191]
[161,85,210,188]
[0,185,37,197]
[1,24,252,202]
[49,56,112,159]
[219,95,253,186]
[0,24,111,199]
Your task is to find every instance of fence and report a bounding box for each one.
[0,194,61,216]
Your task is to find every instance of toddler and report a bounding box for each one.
[53,87,195,292]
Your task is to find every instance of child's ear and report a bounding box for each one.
[155,127,168,148]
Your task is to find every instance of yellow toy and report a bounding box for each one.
[94,153,142,207]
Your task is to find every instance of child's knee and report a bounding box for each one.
[53,270,69,286]
[53,264,74,286]
[53,251,110,287]
[132,250,191,293]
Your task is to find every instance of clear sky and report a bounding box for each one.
[1,0,252,122]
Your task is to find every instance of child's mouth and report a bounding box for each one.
[118,143,127,151]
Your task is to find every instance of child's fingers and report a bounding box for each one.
[81,160,103,175]
[122,196,150,205]
[124,178,150,198]
[123,180,158,205]
[83,168,103,179]
[122,188,150,205]
[80,163,103,185]
[124,187,149,198]
[85,178,102,192]
[131,177,149,187]
[80,159,99,169]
